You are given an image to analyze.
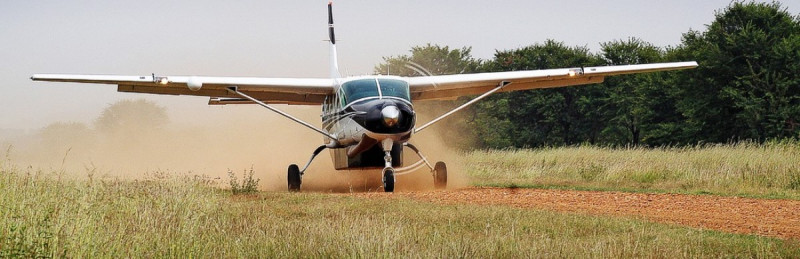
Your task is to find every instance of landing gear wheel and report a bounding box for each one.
[383,168,395,193]
[433,161,447,189]
[287,164,301,192]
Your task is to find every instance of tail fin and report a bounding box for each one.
[328,2,341,78]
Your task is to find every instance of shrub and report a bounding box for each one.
[227,167,260,194]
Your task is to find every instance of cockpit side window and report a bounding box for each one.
[338,87,346,107]
[378,79,410,102]
[342,79,379,105]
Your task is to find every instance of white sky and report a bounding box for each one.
[1,0,798,130]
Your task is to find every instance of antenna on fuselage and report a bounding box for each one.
[328,1,341,79]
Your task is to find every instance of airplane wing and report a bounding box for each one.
[30,74,336,105]
[406,61,698,100]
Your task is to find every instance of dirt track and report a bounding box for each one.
[356,187,800,239]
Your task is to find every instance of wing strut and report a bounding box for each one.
[414,81,511,134]
[227,87,339,143]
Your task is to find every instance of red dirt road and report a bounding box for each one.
[358,187,800,239]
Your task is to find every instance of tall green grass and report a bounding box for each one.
[2,163,799,257]
[466,141,800,199]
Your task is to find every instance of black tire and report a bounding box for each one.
[434,161,447,189]
[287,164,301,192]
[383,168,395,193]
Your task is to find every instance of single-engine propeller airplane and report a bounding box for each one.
[32,2,697,192]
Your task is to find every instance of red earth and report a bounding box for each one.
[355,187,800,239]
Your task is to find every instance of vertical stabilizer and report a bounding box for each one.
[328,2,341,78]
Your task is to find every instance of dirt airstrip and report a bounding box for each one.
[354,187,800,240]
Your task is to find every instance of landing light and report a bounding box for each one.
[159,77,168,85]
[568,70,576,77]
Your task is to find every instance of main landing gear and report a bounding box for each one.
[287,164,301,192]
[287,145,327,192]
[403,143,447,190]
[433,161,447,189]
[286,141,448,192]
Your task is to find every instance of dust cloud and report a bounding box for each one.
[1,99,472,192]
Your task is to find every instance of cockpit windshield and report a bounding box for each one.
[341,79,378,104]
[340,78,411,106]
[378,79,411,101]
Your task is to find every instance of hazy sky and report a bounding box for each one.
[2,0,798,130]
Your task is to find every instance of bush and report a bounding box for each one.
[227,167,260,194]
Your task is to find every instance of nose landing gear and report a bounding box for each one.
[382,139,395,193]
[382,167,395,192]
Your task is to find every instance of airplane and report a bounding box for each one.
[31,2,697,192]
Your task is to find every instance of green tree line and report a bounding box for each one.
[376,2,800,148]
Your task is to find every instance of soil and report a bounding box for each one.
[354,187,800,239]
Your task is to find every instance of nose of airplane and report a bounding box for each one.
[381,105,401,127]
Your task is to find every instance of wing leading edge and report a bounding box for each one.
[407,61,698,100]
[31,74,337,105]
[32,61,697,104]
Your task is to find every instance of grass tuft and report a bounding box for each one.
[227,166,260,195]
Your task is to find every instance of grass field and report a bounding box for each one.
[3,142,800,257]
[2,160,800,257]
[465,141,800,200]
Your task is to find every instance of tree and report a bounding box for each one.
[599,38,668,146]
[374,1,800,149]
[474,40,605,148]
[36,122,94,162]
[39,122,93,144]
[375,44,481,76]
[91,99,170,166]
[95,99,169,135]
[374,44,482,149]
[674,2,800,142]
